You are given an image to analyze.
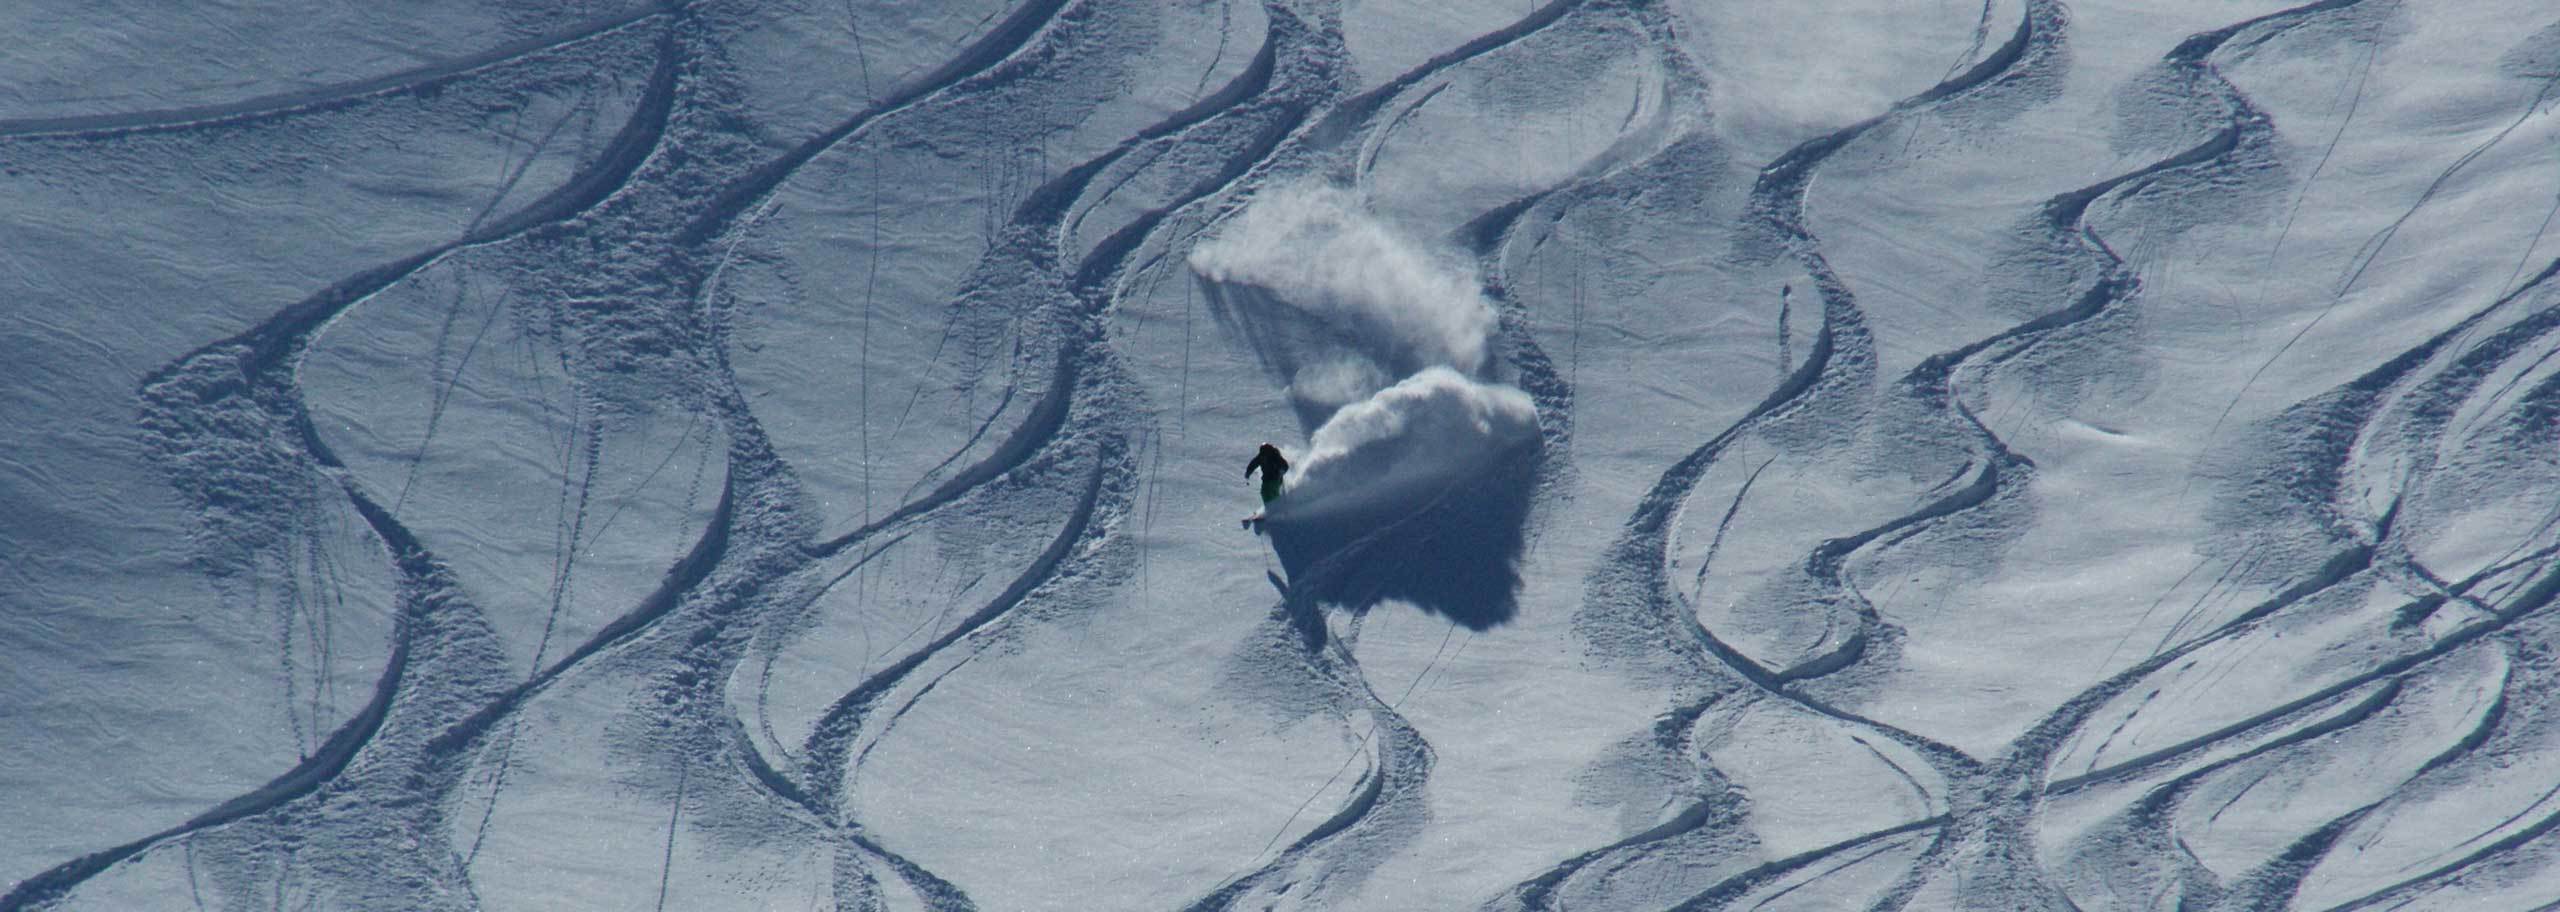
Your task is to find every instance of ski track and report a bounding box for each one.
[19,0,2560,909]
[1532,0,2065,903]
[0,3,685,140]
[1157,1,1686,907]
[1547,0,2560,907]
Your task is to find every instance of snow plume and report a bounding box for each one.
[1190,182,1539,521]
[1276,367,1539,520]
[1189,182,1498,375]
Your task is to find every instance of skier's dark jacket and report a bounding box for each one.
[1246,444,1288,483]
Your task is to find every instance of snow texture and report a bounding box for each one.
[9,0,2560,909]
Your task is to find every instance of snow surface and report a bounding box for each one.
[8,0,2560,909]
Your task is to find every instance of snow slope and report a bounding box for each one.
[8,0,2560,909]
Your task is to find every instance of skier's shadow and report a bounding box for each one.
[1264,443,1537,635]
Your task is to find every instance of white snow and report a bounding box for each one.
[11,0,2560,909]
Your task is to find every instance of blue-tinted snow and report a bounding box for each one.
[9,0,2560,909]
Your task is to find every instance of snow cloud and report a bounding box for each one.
[1190,181,1539,519]
[1280,366,1538,520]
[1189,182,1499,375]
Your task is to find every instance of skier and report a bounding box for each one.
[1244,442,1289,526]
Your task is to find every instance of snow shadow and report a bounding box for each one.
[1264,439,1538,633]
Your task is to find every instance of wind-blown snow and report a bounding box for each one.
[1278,366,1538,521]
[1191,181,1538,524]
[1190,181,1500,377]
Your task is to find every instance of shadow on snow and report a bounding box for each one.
[1263,441,1538,634]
